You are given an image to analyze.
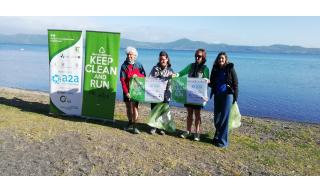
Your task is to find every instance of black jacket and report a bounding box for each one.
[208,63,238,101]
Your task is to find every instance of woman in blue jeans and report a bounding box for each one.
[209,52,238,147]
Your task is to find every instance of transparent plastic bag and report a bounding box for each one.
[228,102,241,130]
[147,103,176,133]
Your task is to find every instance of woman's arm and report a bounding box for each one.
[231,67,239,102]
[177,64,191,77]
[120,66,129,94]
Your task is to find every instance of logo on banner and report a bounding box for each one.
[60,53,80,60]
[52,74,61,84]
[50,34,56,39]
[60,95,71,103]
[99,47,106,54]
[52,74,79,84]
[85,46,117,89]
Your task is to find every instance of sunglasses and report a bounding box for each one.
[196,55,203,59]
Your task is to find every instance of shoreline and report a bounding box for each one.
[0,86,319,175]
[1,86,319,126]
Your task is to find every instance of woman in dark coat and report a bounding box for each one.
[209,52,238,147]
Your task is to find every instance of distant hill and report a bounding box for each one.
[1,33,320,54]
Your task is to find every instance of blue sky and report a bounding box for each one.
[0,16,320,48]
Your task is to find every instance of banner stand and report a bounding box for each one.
[48,29,121,123]
[82,31,121,121]
[48,29,84,116]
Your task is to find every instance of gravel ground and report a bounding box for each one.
[0,87,319,175]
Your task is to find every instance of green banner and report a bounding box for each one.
[129,77,167,103]
[48,29,83,116]
[171,77,208,106]
[82,31,120,120]
[129,77,145,102]
[171,76,187,104]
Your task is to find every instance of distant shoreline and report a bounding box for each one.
[2,34,320,54]
[3,43,320,57]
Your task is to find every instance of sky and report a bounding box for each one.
[0,16,320,48]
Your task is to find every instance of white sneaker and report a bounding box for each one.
[159,130,166,135]
[150,128,157,135]
[180,131,191,139]
[133,128,140,134]
[194,133,200,141]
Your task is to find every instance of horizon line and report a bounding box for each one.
[1,33,320,49]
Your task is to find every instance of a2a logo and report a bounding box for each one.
[52,74,79,84]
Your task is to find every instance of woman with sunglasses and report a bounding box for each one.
[177,49,210,141]
[209,52,238,148]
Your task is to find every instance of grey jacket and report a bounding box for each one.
[149,64,175,102]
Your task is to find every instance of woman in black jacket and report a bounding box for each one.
[209,52,238,147]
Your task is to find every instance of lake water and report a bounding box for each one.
[0,43,320,123]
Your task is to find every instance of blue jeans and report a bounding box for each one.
[213,94,233,147]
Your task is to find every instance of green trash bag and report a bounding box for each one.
[228,102,241,130]
[147,103,176,133]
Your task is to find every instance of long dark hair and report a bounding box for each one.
[157,50,171,67]
[213,51,229,67]
[195,48,207,64]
